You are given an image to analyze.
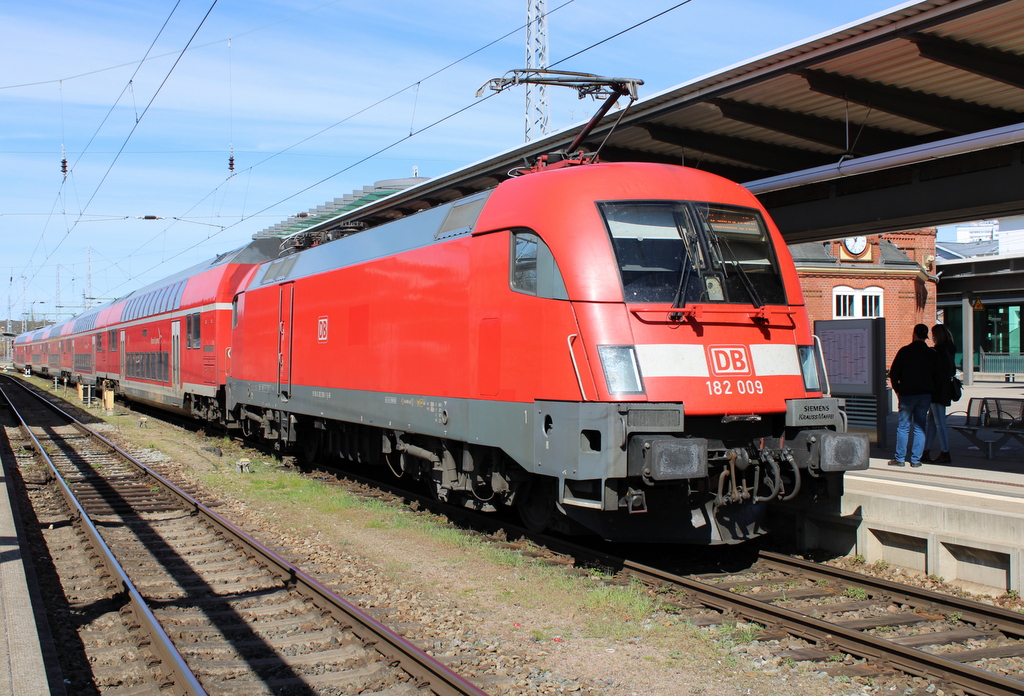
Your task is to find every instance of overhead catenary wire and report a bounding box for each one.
[0,0,350,91]
[100,1,698,297]
[17,0,196,299]
[21,0,220,294]
[15,1,694,310]
[112,0,582,278]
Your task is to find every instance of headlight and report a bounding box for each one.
[797,344,822,393]
[598,345,645,395]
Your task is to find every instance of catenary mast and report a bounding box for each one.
[525,0,549,142]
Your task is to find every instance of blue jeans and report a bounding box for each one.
[895,393,931,463]
[925,403,949,453]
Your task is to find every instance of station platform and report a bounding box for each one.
[779,377,1024,596]
[0,402,61,694]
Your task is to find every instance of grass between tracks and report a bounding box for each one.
[203,455,662,637]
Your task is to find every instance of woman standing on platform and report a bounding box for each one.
[924,323,956,463]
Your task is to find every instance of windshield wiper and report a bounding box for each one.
[669,255,695,320]
[669,211,704,320]
[719,235,764,308]
[700,216,764,309]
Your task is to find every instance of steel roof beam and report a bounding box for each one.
[596,143,770,182]
[763,144,1024,241]
[710,98,932,156]
[909,32,1024,90]
[799,69,1021,134]
[589,144,681,165]
[641,124,836,172]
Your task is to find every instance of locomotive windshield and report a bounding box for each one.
[599,201,787,306]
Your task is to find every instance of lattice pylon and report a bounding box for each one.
[525,0,549,142]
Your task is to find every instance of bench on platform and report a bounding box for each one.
[950,397,1024,458]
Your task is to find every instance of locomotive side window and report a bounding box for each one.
[510,231,568,300]
[599,201,787,306]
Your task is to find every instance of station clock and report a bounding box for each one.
[843,236,867,255]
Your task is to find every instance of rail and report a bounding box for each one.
[1,375,490,696]
[0,383,207,696]
[623,554,1024,696]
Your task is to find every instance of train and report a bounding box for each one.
[13,161,869,544]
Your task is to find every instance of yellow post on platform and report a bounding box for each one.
[103,389,114,411]
[76,383,83,401]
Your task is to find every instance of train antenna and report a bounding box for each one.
[477,69,642,173]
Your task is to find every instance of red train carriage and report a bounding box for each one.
[227,162,869,544]
[14,240,279,418]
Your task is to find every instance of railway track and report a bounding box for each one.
[616,552,1024,695]
[10,373,1024,695]
[0,374,489,696]
[299,455,1024,695]
[252,424,1024,695]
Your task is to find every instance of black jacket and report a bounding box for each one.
[889,339,941,397]
[932,340,957,406]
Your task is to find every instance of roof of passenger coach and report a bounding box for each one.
[97,237,280,323]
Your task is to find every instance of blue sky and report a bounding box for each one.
[2,0,911,322]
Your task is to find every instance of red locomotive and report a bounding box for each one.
[14,159,868,544]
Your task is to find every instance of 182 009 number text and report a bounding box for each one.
[705,379,764,395]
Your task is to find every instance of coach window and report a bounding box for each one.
[157,286,170,314]
[96,333,103,352]
[172,281,186,310]
[510,230,568,300]
[188,312,201,348]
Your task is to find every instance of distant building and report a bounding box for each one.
[954,220,999,243]
[996,216,1024,256]
[790,229,937,367]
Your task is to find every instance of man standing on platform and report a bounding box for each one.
[889,323,940,467]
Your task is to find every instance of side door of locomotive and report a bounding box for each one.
[277,282,295,400]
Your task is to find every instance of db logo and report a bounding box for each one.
[317,316,329,343]
[708,345,752,376]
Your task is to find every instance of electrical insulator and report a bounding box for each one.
[228,155,235,172]
[61,158,68,174]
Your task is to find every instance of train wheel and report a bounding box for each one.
[517,476,558,533]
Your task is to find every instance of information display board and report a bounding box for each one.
[814,318,888,445]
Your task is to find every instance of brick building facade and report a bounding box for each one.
[790,229,938,368]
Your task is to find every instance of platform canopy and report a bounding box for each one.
[303,0,1024,244]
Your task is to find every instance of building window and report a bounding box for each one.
[835,293,856,317]
[862,293,881,317]
[833,285,883,319]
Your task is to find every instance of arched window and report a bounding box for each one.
[833,285,883,319]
